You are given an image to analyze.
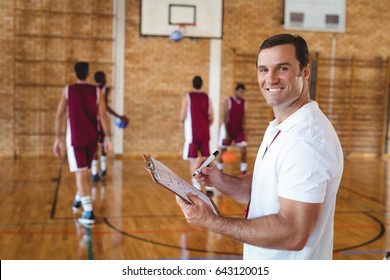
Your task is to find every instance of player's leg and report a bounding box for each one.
[71,145,97,225]
[189,159,201,190]
[91,150,100,182]
[76,170,95,225]
[92,130,104,182]
[235,131,247,175]
[239,146,248,175]
[217,148,227,171]
[67,145,83,214]
[217,124,229,171]
[200,142,213,196]
[72,191,81,214]
[184,141,201,190]
[100,145,107,178]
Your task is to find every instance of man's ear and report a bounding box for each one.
[303,65,310,79]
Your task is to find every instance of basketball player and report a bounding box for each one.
[217,83,248,175]
[179,76,214,195]
[91,71,129,182]
[53,62,113,225]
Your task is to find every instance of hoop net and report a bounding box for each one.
[174,22,196,34]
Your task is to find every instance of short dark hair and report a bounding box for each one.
[74,62,89,80]
[236,83,246,91]
[94,71,106,84]
[256,34,309,71]
[192,76,203,89]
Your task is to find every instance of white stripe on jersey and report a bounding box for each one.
[183,93,193,142]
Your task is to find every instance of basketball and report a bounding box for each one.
[170,30,183,42]
[115,117,128,129]
[222,150,236,164]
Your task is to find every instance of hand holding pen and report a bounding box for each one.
[193,151,219,176]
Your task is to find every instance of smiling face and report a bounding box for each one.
[257,44,310,118]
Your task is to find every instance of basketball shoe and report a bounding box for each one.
[205,186,214,197]
[72,199,81,214]
[91,174,100,182]
[206,189,214,197]
[78,211,95,225]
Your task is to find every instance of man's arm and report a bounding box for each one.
[177,193,321,251]
[212,197,321,250]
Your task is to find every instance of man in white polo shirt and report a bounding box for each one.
[176,33,343,260]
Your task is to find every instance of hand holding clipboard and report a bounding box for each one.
[142,154,219,216]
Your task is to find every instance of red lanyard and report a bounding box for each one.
[261,130,281,159]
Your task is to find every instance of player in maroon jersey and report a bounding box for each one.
[179,76,214,194]
[91,71,129,182]
[53,62,112,225]
[217,83,248,175]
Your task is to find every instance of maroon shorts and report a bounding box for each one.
[220,130,247,148]
[183,141,210,160]
[67,144,97,172]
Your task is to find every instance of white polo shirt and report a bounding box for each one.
[244,101,343,260]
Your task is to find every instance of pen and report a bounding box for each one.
[193,150,219,176]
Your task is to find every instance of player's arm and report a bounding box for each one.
[222,98,230,138]
[53,89,67,157]
[104,87,120,118]
[104,87,129,124]
[208,98,214,126]
[179,93,187,128]
[98,88,113,153]
[243,100,248,131]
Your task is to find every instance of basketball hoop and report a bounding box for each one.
[169,23,196,42]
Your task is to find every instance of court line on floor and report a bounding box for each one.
[341,185,387,206]
[50,157,65,220]
[0,230,115,235]
[333,212,385,253]
[338,249,389,256]
[103,217,242,256]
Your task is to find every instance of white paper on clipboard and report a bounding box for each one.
[142,154,220,216]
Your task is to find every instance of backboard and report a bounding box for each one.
[140,0,224,39]
[284,0,346,32]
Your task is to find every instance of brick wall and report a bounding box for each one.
[0,0,15,157]
[2,0,390,158]
[9,0,113,157]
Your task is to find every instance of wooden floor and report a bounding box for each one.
[0,155,389,260]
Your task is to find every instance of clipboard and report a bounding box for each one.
[142,154,220,216]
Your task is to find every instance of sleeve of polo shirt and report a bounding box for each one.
[277,137,337,203]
